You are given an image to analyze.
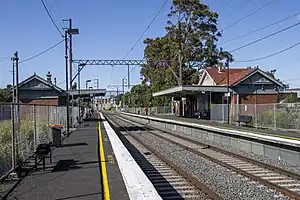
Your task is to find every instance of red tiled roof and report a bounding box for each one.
[205,67,256,86]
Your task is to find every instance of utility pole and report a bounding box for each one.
[12,51,20,168]
[12,60,15,103]
[14,52,19,104]
[11,57,16,170]
[65,30,70,136]
[69,19,73,89]
[178,21,183,86]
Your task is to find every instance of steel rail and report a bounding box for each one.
[116,114,300,200]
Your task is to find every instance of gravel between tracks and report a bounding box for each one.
[169,130,300,176]
[125,135,212,200]
[120,114,300,176]
[136,131,289,200]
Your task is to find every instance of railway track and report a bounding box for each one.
[114,114,300,200]
[106,115,222,200]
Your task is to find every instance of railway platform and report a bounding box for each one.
[120,112,300,165]
[3,116,134,200]
[122,112,300,146]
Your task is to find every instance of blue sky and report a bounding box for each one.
[1,0,300,90]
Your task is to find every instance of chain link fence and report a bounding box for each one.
[0,104,79,179]
[125,106,172,115]
[125,103,300,131]
[211,103,300,131]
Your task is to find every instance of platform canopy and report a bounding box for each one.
[68,89,106,98]
[152,85,233,97]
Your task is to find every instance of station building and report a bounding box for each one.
[153,66,288,118]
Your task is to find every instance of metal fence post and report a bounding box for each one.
[222,104,224,123]
[47,106,50,137]
[274,104,277,129]
[33,105,37,150]
[255,103,258,128]
[11,104,16,170]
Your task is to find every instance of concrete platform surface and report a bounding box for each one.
[6,120,129,200]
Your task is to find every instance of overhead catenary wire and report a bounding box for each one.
[40,0,63,36]
[222,0,235,9]
[122,0,169,59]
[222,0,278,31]
[19,39,64,63]
[222,12,300,44]
[234,41,300,62]
[230,22,300,53]
[222,0,254,19]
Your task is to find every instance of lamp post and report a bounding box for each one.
[77,63,85,122]
[64,24,79,137]
[86,80,91,89]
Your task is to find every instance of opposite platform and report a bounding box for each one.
[122,112,300,148]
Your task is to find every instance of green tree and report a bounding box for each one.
[284,93,298,103]
[0,85,13,103]
[141,0,233,94]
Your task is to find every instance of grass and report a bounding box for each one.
[0,118,50,177]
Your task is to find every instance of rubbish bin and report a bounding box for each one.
[51,124,63,147]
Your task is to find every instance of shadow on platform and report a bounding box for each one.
[60,142,88,148]
[51,159,99,172]
[55,192,102,200]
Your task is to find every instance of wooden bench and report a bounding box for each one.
[236,115,252,126]
[34,144,53,171]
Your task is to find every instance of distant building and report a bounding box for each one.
[198,66,286,105]
[17,72,66,106]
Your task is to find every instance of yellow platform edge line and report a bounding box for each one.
[98,113,111,200]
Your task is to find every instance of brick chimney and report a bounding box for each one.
[46,71,52,84]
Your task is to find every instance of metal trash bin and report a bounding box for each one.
[51,124,63,147]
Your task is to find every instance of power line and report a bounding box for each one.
[122,0,169,59]
[222,12,300,44]
[223,0,235,8]
[230,22,300,52]
[223,0,254,19]
[40,0,63,36]
[234,41,300,62]
[19,39,64,63]
[222,0,278,31]
[57,71,78,86]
